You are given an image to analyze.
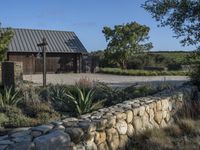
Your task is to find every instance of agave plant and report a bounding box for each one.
[65,87,103,115]
[49,85,67,102]
[0,88,22,107]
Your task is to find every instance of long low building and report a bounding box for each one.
[5,28,87,74]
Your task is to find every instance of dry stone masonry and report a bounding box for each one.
[0,85,197,150]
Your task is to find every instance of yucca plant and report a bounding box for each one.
[0,88,22,107]
[65,87,103,115]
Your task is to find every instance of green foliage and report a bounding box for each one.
[124,85,155,98]
[190,65,200,90]
[49,84,67,102]
[94,82,129,106]
[167,64,182,71]
[103,22,153,69]
[0,105,34,128]
[21,85,41,105]
[22,102,60,121]
[143,0,200,47]
[0,113,8,127]
[0,27,13,61]
[98,68,187,76]
[0,88,22,107]
[65,87,103,115]
[47,84,76,112]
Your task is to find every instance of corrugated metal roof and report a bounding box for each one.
[3,28,87,53]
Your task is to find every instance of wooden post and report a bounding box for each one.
[73,54,77,73]
[37,38,48,87]
[43,45,47,87]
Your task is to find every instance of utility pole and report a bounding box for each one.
[37,38,48,87]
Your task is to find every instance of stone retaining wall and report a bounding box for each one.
[0,85,197,150]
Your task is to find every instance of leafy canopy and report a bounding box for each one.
[102,22,153,69]
[142,0,200,47]
[0,25,13,61]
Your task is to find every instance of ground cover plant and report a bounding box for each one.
[98,67,188,76]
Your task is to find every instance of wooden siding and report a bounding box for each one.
[8,53,81,74]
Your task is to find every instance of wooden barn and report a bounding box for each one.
[5,28,87,74]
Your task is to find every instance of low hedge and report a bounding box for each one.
[97,68,188,76]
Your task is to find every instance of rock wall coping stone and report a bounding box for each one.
[0,85,197,150]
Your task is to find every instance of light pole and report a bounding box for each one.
[37,38,48,87]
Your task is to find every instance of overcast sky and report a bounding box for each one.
[0,0,196,51]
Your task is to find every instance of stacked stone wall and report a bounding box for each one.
[0,85,197,150]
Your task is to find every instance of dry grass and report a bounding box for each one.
[75,77,93,88]
[128,119,200,150]
[177,119,196,135]
[164,124,182,137]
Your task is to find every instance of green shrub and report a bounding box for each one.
[48,84,68,110]
[65,87,103,115]
[0,106,34,128]
[36,112,60,124]
[127,59,144,69]
[20,85,41,105]
[23,102,60,119]
[0,88,22,107]
[98,67,187,76]
[190,65,200,90]
[124,85,151,98]
[0,113,8,127]
[167,64,182,71]
[94,82,129,106]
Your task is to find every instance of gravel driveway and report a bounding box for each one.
[23,73,189,88]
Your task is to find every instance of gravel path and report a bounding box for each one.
[23,73,189,88]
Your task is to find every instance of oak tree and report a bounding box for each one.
[142,0,200,47]
[102,22,153,69]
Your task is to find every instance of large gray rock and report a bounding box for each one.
[78,121,96,132]
[10,130,30,138]
[0,140,14,145]
[0,145,7,150]
[31,124,54,134]
[34,130,71,150]
[6,142,35,150]
[12,135,32,143]
[65,127,84,144]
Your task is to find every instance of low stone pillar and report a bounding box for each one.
[2,61,23,89]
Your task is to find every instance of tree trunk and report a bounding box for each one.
[120,61,126,69]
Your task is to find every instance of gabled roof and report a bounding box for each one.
[4,28,87,53]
